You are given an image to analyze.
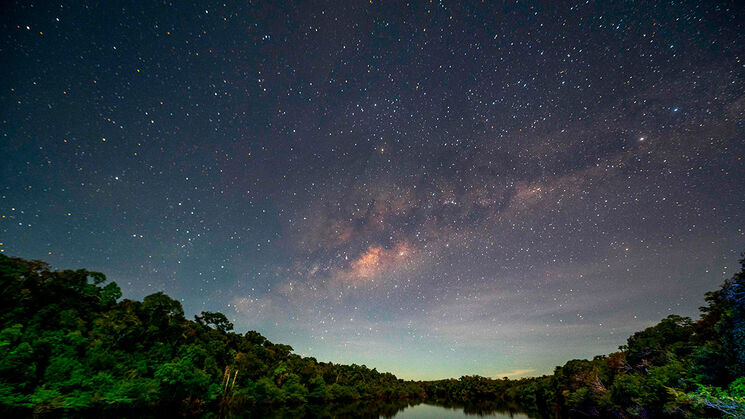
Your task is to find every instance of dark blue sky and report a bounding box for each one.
[2,1,744,379]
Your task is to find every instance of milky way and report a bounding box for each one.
[1,1,744,379]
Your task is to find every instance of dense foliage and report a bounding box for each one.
[423,256,745,418]
[0,255,424,415]
[1,253,743,417]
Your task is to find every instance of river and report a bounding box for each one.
[225,399,536,418]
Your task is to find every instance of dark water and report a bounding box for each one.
[225,399,534,418]
[391,403,531,418]
[11,400,543,419]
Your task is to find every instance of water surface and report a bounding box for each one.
[395,402,531,418]
[227,399,535,418]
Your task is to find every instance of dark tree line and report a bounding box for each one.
[422,255,745,418]
[1,253,743,417]
[0,255,424,415]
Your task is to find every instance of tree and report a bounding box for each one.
[195,311,233,333]
[307,375,329,401]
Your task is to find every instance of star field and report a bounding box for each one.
[1,1,744,379]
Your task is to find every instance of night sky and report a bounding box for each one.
[1,1,744,380]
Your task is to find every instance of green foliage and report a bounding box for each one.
[154,357,212,403]
[307,375,330,401]
[0,254,425,414]
[281,374,308,403]
[672,381,745,418]
[1,251,743,416]
[422,252,745,418]
[194,311,233,333]
[254,377,285,403]
[328,383,360,400]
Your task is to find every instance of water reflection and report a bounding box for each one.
[427,399,532,416]
[225,399,537,418]
[396,402,531,418]
[225,399,416,418]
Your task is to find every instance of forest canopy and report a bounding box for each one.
[0,253,743,417]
